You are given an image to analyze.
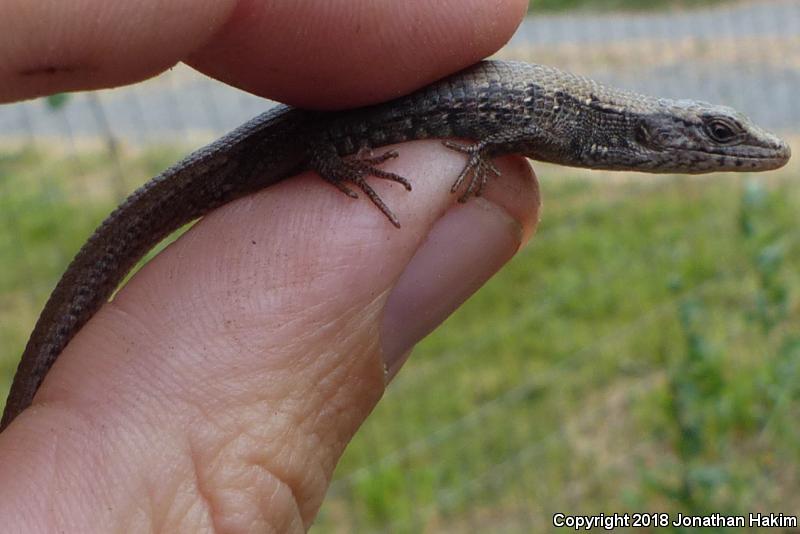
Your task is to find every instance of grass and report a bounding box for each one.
[0,145,182,384]
[1,145,798,532]
[315,164,800,531]
[530,0,734,13]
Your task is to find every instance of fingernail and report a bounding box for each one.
[381,199,523,380]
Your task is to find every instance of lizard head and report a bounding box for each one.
[630,100,791,173]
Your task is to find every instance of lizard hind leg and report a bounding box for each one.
[309,144,412,228]
[443,140,502,201]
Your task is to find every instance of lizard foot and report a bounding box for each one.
[443,140,501,201]
[311,147,412,228]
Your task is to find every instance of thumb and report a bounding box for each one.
[0,140,539,531]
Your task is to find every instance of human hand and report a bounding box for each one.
[0,1,539,531]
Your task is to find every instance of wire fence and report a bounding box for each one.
[1,1,798,532]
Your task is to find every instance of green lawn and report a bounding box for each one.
[1,146,798,532]
[316,163,800,532]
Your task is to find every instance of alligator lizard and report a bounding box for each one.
[0,60,790,430]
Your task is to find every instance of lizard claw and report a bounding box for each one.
[443,140,502,200]
[309,145,411,228]
[356,147,399,166]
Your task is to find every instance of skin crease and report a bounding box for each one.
[0,1,540,532]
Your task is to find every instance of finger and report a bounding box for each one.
[0,0,234,102]
[0,0,528,105]
[188,0,529,108]
[0,143,538,531]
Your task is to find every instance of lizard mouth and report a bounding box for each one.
[679,146,791,172]
[680,140,791,172]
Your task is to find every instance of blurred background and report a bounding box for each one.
[1,0,798,531]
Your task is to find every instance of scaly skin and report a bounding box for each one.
[1,60,790,430]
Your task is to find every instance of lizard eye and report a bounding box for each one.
[704,118,740,144]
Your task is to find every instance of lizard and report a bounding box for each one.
[0,60,791,431]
